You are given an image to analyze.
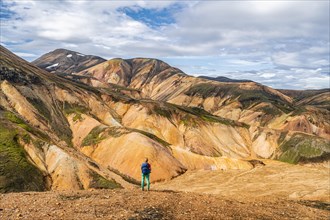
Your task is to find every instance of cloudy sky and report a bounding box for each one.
[1,0,329,89]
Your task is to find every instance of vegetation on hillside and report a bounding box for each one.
[89,171,122,189]
[3,111,50,141]
[0,125,46,193]
[185,83,294,112]
[140,99,248,128]
[81,126,107,146]
[278,133,330,164]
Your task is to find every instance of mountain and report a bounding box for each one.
[35,50,330,162]
[1,46,256,192]
[32,48,106,75]
[0,45,132,192]
[1,46,329,193]
[279,89,330,109]
[76,57,330,159]
[199,75,253,83]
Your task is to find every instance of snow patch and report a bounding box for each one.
[77,53,85,57]
[46,63,59,69]
[67,54,73,58]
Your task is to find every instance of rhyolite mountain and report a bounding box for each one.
[74,56,329,149]
[1,45,329,193]
[32,48,106,75]
[0,46,250,192]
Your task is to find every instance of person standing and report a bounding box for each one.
[141,158,151,191]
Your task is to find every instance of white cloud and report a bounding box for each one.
[13,52,37,58]
[272,52,302,68]
[1,0,329,89]
[228,59,264,66]
[260,73,276,78]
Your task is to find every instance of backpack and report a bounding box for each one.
[141,162,151,175]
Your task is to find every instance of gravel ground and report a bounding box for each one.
[0,189,329,219]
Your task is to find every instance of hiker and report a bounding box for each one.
[141,158,151,191]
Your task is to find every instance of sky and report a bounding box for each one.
[0,0,329,90]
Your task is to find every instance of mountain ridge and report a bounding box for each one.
[1,45,329,193]
[198,75,254,83]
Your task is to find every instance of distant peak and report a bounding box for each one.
[199,76,253,83]
[32,48,106,74]
[52,48,73,53]
[47,48,88,57]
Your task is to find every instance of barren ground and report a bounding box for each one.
[1,189,329,220]
[1,160,329,219]
[154,160,330,201]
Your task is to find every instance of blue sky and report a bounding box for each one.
[119,4,183,28]
[0,0,329,89]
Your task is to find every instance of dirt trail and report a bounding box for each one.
[0,189,329,220]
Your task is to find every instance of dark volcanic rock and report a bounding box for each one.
[0,66,41,85]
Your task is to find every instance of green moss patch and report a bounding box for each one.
[259,105,282,116]
[107,127,130,138]
[185,83,220,98]
[11,98,74,147]
[26,97,51,121]
[278,133,330,164]
[181,115,197,127]
[153,106,173,119]
[100,87,137,105]
[63,102,89,116]
[140,99,248,128]
[89,171,122,189]
[290,107,307,116]
[175,105,249,128]
[0,126,46,193]
[3,111,50,142]
[72,113,83,122]
[82,123,171,150]
[4,111,32,132]
[108,167,141,186]
[277,131,288,145]
[108,83,141,92]
[130,128,171,148]
[82,126,107,146]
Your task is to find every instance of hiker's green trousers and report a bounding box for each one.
[141,173,150,190]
